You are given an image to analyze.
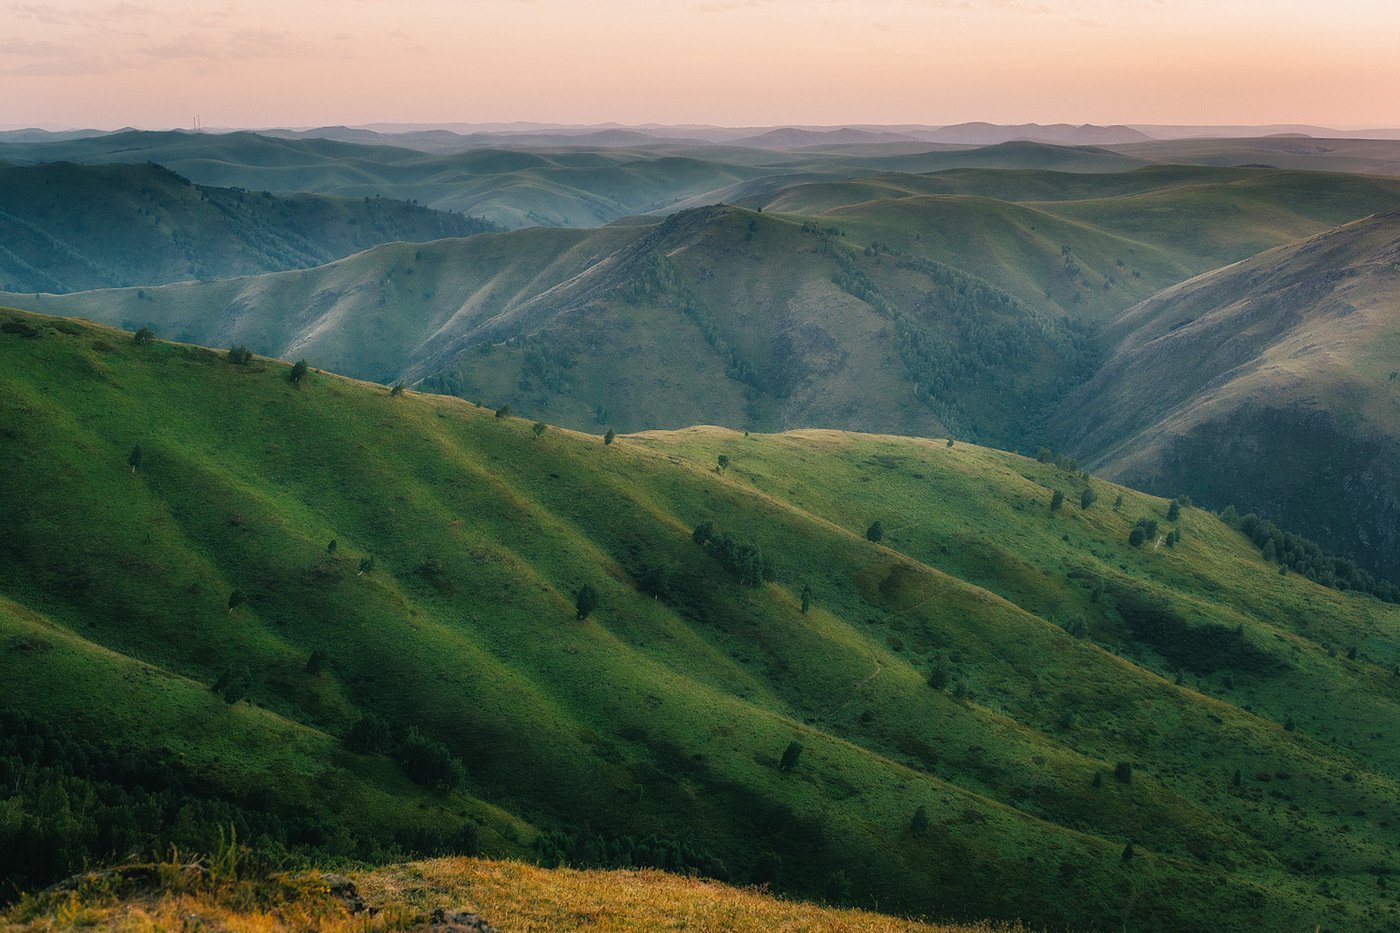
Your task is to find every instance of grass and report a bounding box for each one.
[3,857,1022,932]
[5,308,1400,929]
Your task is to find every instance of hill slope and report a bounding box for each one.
[0,161,493,293]
[5,309,1400,929]
[1054,209,1400,580]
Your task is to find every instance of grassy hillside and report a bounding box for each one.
[0,161,493,293]
[1053,209,1400,580]
[8,206,1089,444]
[0,131,767,230]
[5,308,1400,929]
[3,858,1011,932]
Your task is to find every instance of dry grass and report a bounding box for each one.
[3,858,1020,933]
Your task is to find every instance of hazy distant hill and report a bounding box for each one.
[5,306,1400,930]
[1055,209,1400,578]
[0,161,493,293]
[914,122,1152,146]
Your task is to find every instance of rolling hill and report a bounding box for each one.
[0,161,493,293]
[5,307,1400,929]
[1054,208,1400,581]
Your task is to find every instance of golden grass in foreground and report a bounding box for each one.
[3,858,1022,933]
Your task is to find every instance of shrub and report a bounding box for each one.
[1050,490,1065,512]
[133,327,154,345]
[575,584,599,620]
[1114,761,1133,784]
[397,727,467,792]
[779,741,803,772]
[866,520,885,542]
[227,345,253,365]
[495,404,511,419]
[603,429,616,445]
[1080,487,1097,510]
[910,805,930,837]
[289,359,308,384]
[344,713,394,754]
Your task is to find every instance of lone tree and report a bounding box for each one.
[1167,499,1182,522]
[128,444,143,473]
[575,584,599,620]
[692,521,714,545]
[1114,761,1133,784]
[1121,842,1135,862]
[910,805,930,837]
[1080,487,1097,510]
[717,454,730,472]
[391,381,405,397]
[1113,494,1124,511]
[133,327,154,346]
[289,359,309,384]
[495,404,511,420]
[779,740,803,772]
[1050,490,1065,512]
[227,590,246,613]
[1128,527,1146,547]
[326,539,337,555]
[866,520,885,543]
[227,345,253,365]
[532,421,547,440]
[358,556,375,576]
[603,428,616,445]
[800,584,812,614]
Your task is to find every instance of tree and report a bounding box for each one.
[1128,527,1146,547]
[692,521,714,545]
[358,556,375,576]
[289,359,308,384]
[1167,499,1182,522]
[866,520,884,543]
[779,741,803,772]
[1114,761,1133,784]
[1121,842,1135,862]
[1080,487,1097,510]
[305,650,328,675]
[326,539,337,554]
[1113,494,1124,512]
[397,727,467,792]
[344,713,393,754]
[133,327,154,346]
[390,381,405,397]
[532,421,547,440]
[603,429,616,445]
[1036,447,1054,463]
[946,437,954,448]
[927,653,951,690]
[212,667,250,704]
[800,584,812,614]
[1092,770,1103,788]
[910,805,930,837]
[227,590,246,613]
[227,345,252,365]
[1050,490,1065,512]
[575,584,599,620]
[716,454,730,472]
[494,404,511,419]
[128,444,143,473]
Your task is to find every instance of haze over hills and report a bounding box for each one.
[1055,209,1400,580]
[6,308,1400,930]
[0,161,494,293]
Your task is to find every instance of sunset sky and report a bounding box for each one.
[3,0,1397,130]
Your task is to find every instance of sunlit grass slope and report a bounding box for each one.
[3,857,1016,932]
[4,308,1400,930]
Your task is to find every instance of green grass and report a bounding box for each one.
[5,308,1400,929]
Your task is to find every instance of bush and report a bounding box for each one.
[133,327,155,345]
[344,713,394,754]
[1114,761,1133,784]
[575,583,599,620]
[866,520,885,542]
[1050,490,1065,512]
[779,741,803,772]
[227,345,253,365]
[289,359,309,384]
[397,727,467,792]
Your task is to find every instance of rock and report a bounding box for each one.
[320,873,367,914]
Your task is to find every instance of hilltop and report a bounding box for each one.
[1055,208,1400,579]
[5,308,1400,929]
[0,161,492,293]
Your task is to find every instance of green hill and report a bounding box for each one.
[1054,208,1400,581]
[0,161,494,293]
[5,308,1400,930]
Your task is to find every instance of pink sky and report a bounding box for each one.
[2,0,1397,130]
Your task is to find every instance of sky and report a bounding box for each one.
[2,0,1398,130]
